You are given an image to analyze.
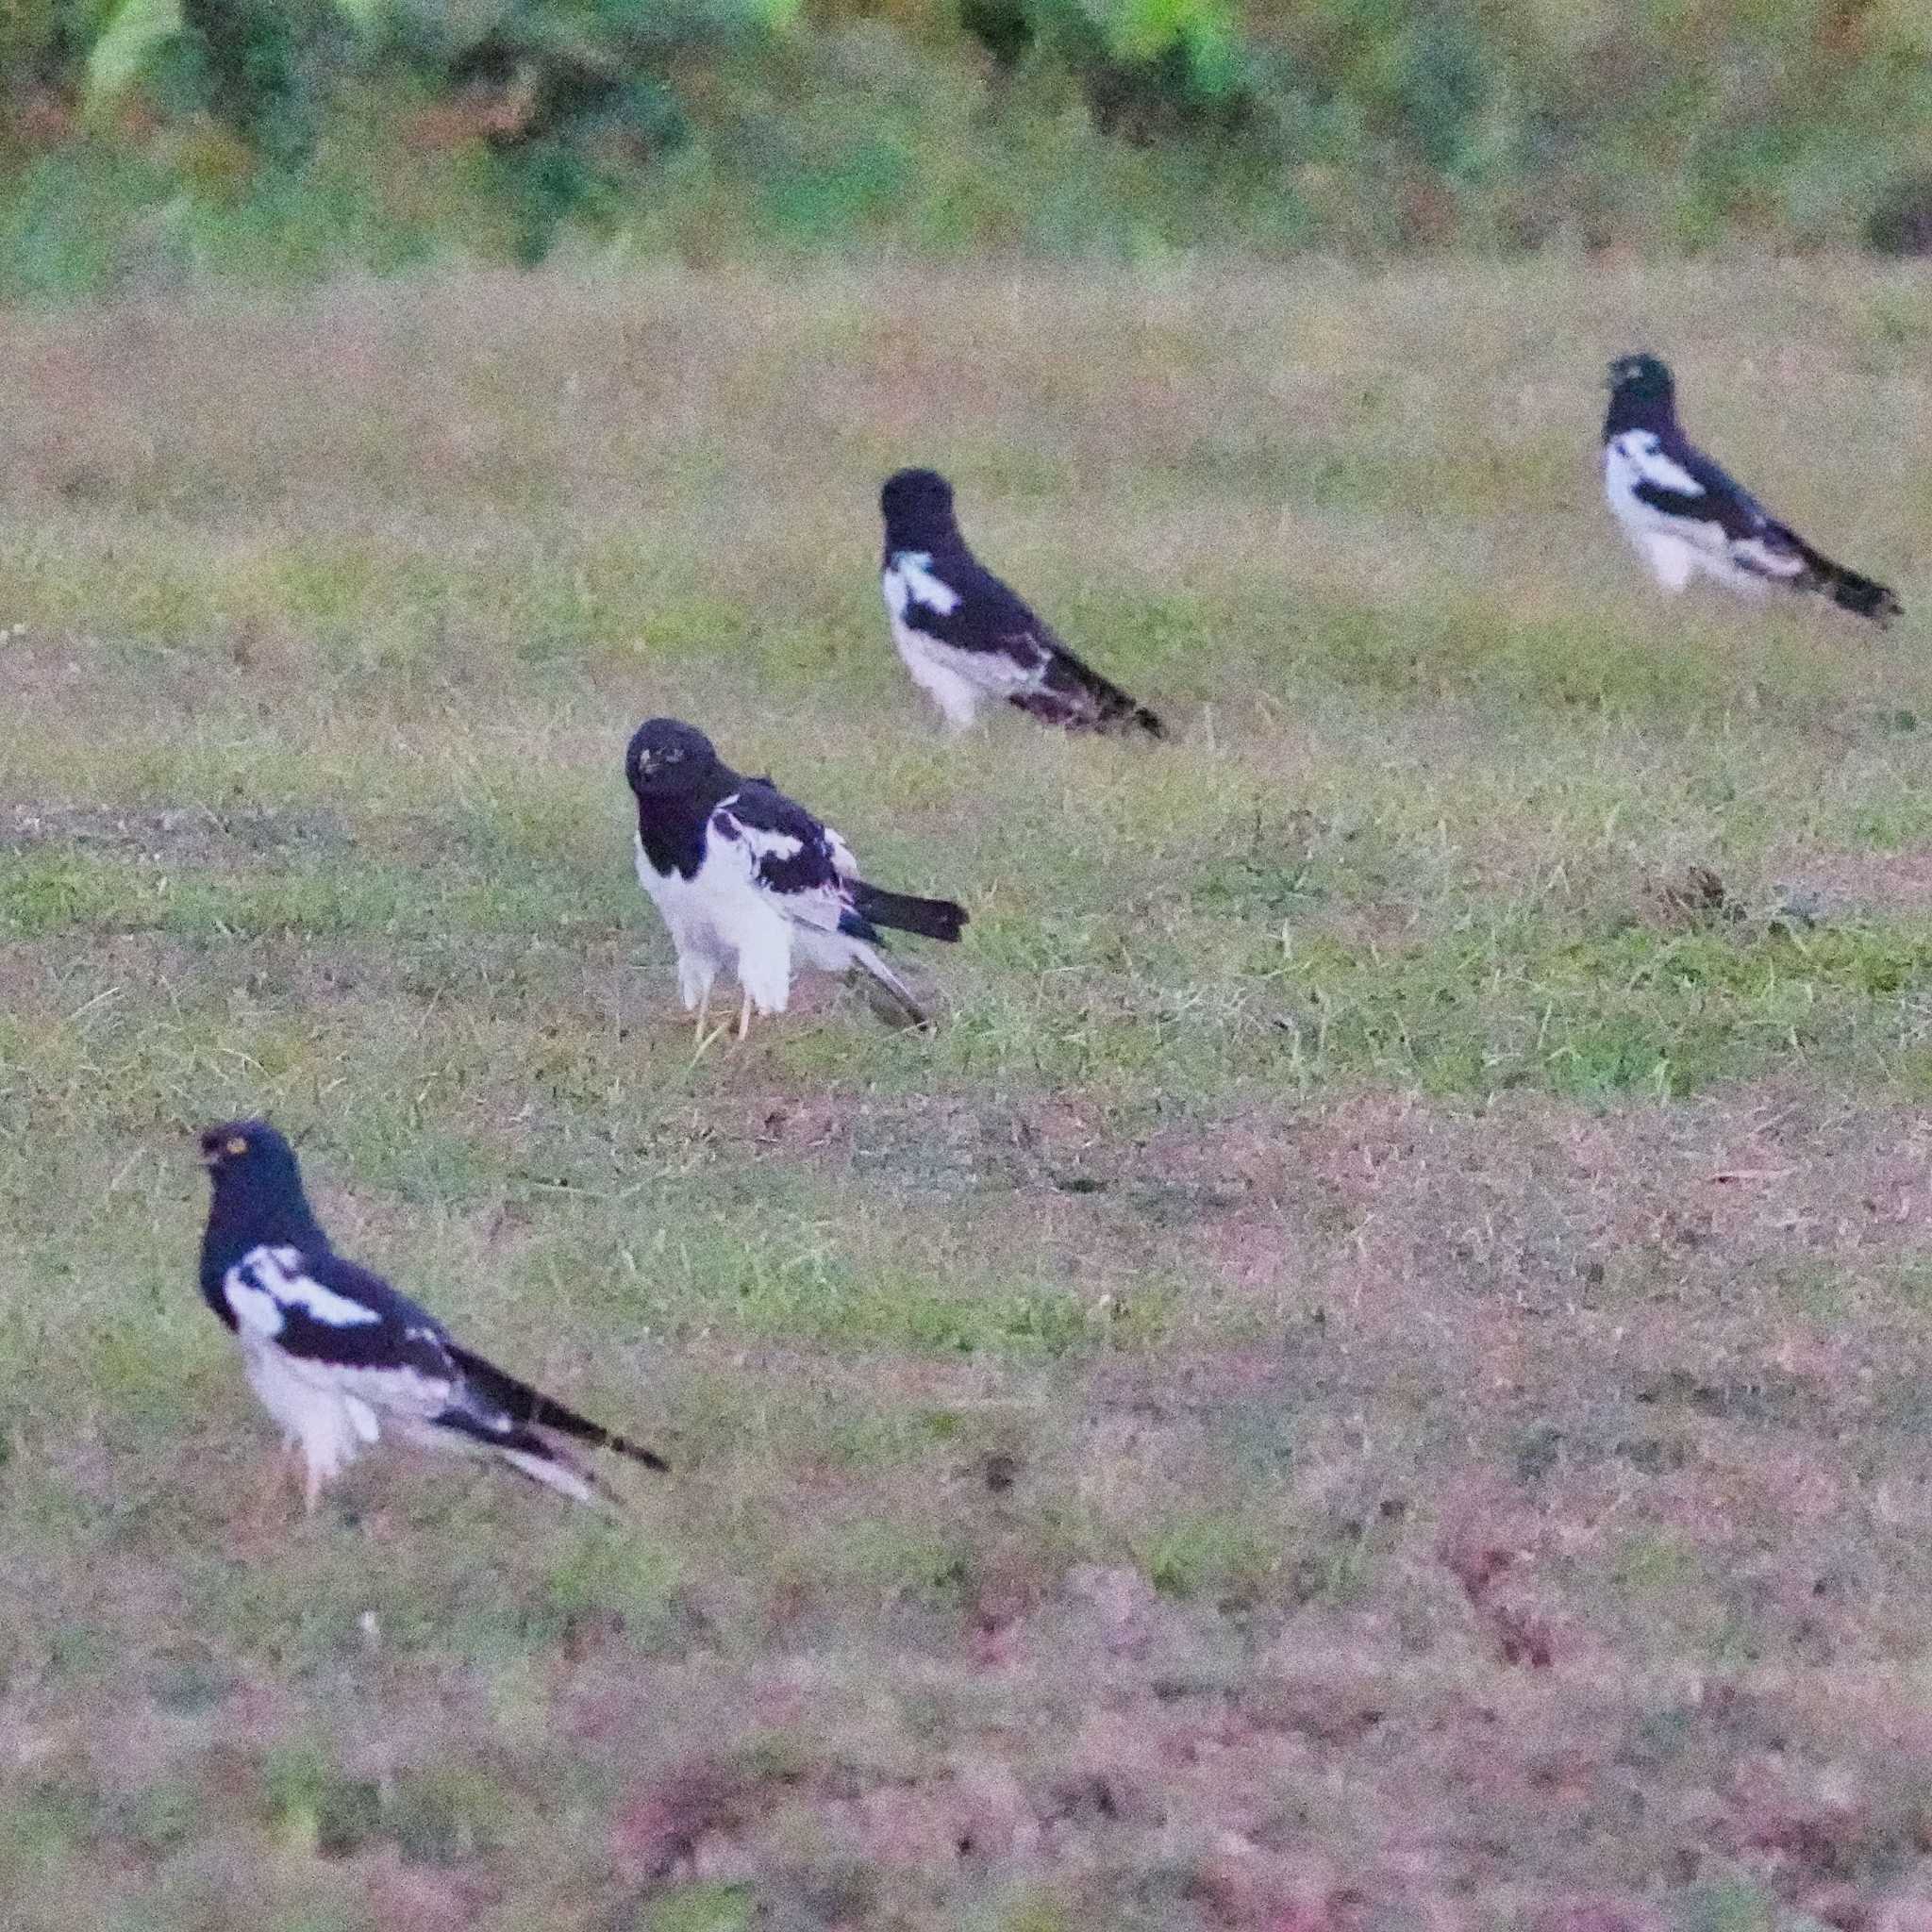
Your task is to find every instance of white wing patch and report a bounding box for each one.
[884,553,962,620]
[823,824,858,879]
[224,1243,381,1338]
[731,819,804,866]
[715,793,848,937]
[1608,430,1706,499]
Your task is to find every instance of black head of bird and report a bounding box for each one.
[1606,351,1676,412]
[625,718,724,800]
[880,467,958,542]
[198,1117,323,1251]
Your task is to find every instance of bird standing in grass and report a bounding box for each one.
[1601,352,1902,625]
[197,1120,666,1511]
[878,467,1166,737]
[625,717,967,1041]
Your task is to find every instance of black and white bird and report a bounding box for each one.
[625,717,967,1040]
[198,1120,667,1511]
[879,467,1165,737]
[1602,352,1901,625]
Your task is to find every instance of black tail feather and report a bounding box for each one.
[1794,538,1903,626]
[449,1343,669,1474]
[849,881,968,942]
[1018,650,1165,738]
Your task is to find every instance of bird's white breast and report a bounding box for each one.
[240,1332,382,1471]
[635,825,774,943]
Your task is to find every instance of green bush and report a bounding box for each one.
[2,0,1929,284]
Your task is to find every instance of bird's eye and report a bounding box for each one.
[226,1135,248,1156]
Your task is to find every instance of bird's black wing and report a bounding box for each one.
[887,546,1058,674]
[221,1239,667,1487]
[1628,425,1779,543]
[889,545,1164,736]
[714,780,870,938]
[220,1241,458,1380]
[1623,425,1895,607]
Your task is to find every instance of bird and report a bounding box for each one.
[625,717,968,1041]
[1601,352,1901,625]
[878,467,1165,737]
[196,1119,667,1511]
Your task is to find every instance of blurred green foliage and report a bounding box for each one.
[2,0,1930,286]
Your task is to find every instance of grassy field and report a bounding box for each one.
[4,256,1932,1931]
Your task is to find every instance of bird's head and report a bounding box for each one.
[201,1117,298,1184]
[880,467,957,538]
[625,717,719,797]
[1607,352,1674,407]
[198,1118,318,1241]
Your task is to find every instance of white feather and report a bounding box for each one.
[733,822,802,865]
[1634,529,1697,593]
[238,1336,388,1502]
[498,1446,597,1504]
[883,552,961,620]
[224,1243,381,1337]
[1725,535,1807,583]
[1607,431,1706,501]
[635,823,796,1015]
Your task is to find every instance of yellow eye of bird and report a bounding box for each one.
[226,1136,249,1156]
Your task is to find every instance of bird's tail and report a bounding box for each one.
[447,1343,670,1474]
[849,880,968,942]
[497,1441,604,1507]
[412,1412,628,1508]
[1013,649,1164,738]
[1791,537,1903,625]
[845,940,935,1030]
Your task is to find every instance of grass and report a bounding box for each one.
[4,255,1932,1927]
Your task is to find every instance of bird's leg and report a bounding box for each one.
[302,1454,325,1517]
[689,983,733,1063]
[735,988,753,1041]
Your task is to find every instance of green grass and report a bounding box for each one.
[5,258,1932,1928]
